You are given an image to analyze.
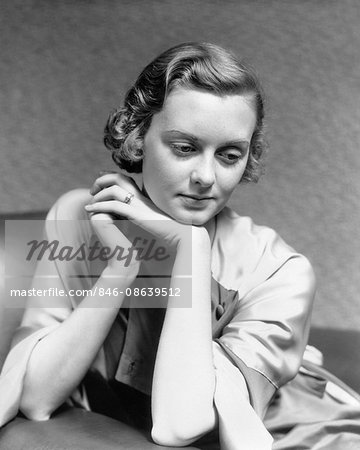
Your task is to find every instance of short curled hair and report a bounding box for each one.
[104,42,268,182]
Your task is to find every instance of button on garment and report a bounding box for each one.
[216,304,225,320]
[211,277,240,340]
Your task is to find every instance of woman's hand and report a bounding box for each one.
[89,212,140,281]
[85,172,194,251]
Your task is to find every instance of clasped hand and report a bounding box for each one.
[85,172,194,274]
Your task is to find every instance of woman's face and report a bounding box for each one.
[142,87,257,226]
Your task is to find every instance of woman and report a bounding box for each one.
[1,42,360,449]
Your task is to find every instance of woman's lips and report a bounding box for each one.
[178,194,214,208]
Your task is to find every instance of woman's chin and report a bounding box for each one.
[168,210,213,226]
[151,196,220,226]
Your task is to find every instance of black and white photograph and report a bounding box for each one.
[1,1,360,449]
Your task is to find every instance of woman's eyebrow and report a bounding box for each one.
[164,130,250,147]
[163,130,199,141]
[221,139,250,148]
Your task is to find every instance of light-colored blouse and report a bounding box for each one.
[0,188,317,449]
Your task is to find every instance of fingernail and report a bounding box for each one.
[84,204,93,210]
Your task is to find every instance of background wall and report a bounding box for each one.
[0,0,359,329]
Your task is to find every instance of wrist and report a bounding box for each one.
[177,226,211,252]
[101,264,138,288]
[191,225,211,241]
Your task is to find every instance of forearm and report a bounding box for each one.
[151,229,216,445]
[20,267,132,420]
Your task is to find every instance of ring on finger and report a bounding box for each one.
[123,192,134,205]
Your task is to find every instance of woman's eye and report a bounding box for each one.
[218,151,243,164]
[170,143,195,155]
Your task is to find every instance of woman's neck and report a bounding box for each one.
[204,216,216,247]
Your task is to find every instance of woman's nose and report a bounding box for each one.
[190,158,215,187]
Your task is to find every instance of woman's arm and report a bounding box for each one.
[151,228,217,446]
[20,213,139,421]
[20,268,135,421]
[85,173,217,444]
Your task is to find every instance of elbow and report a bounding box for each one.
[20,396,53,422]
[151,412,216,447]
[20,405,52,422]
[151,426,197,447]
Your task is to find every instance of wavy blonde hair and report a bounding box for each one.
[104,42,268,182]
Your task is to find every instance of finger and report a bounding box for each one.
[98,170,118,177]
[90,173,138,196]
[85,200,132,219]
[92,185,137,205]
[90,173,119,195]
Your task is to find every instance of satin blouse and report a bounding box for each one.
[0,188,316,449]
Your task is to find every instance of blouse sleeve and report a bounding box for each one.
[212,341,274,449]
[217,253,316,400]
[0,189,93,427]
[210,211,316,447]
